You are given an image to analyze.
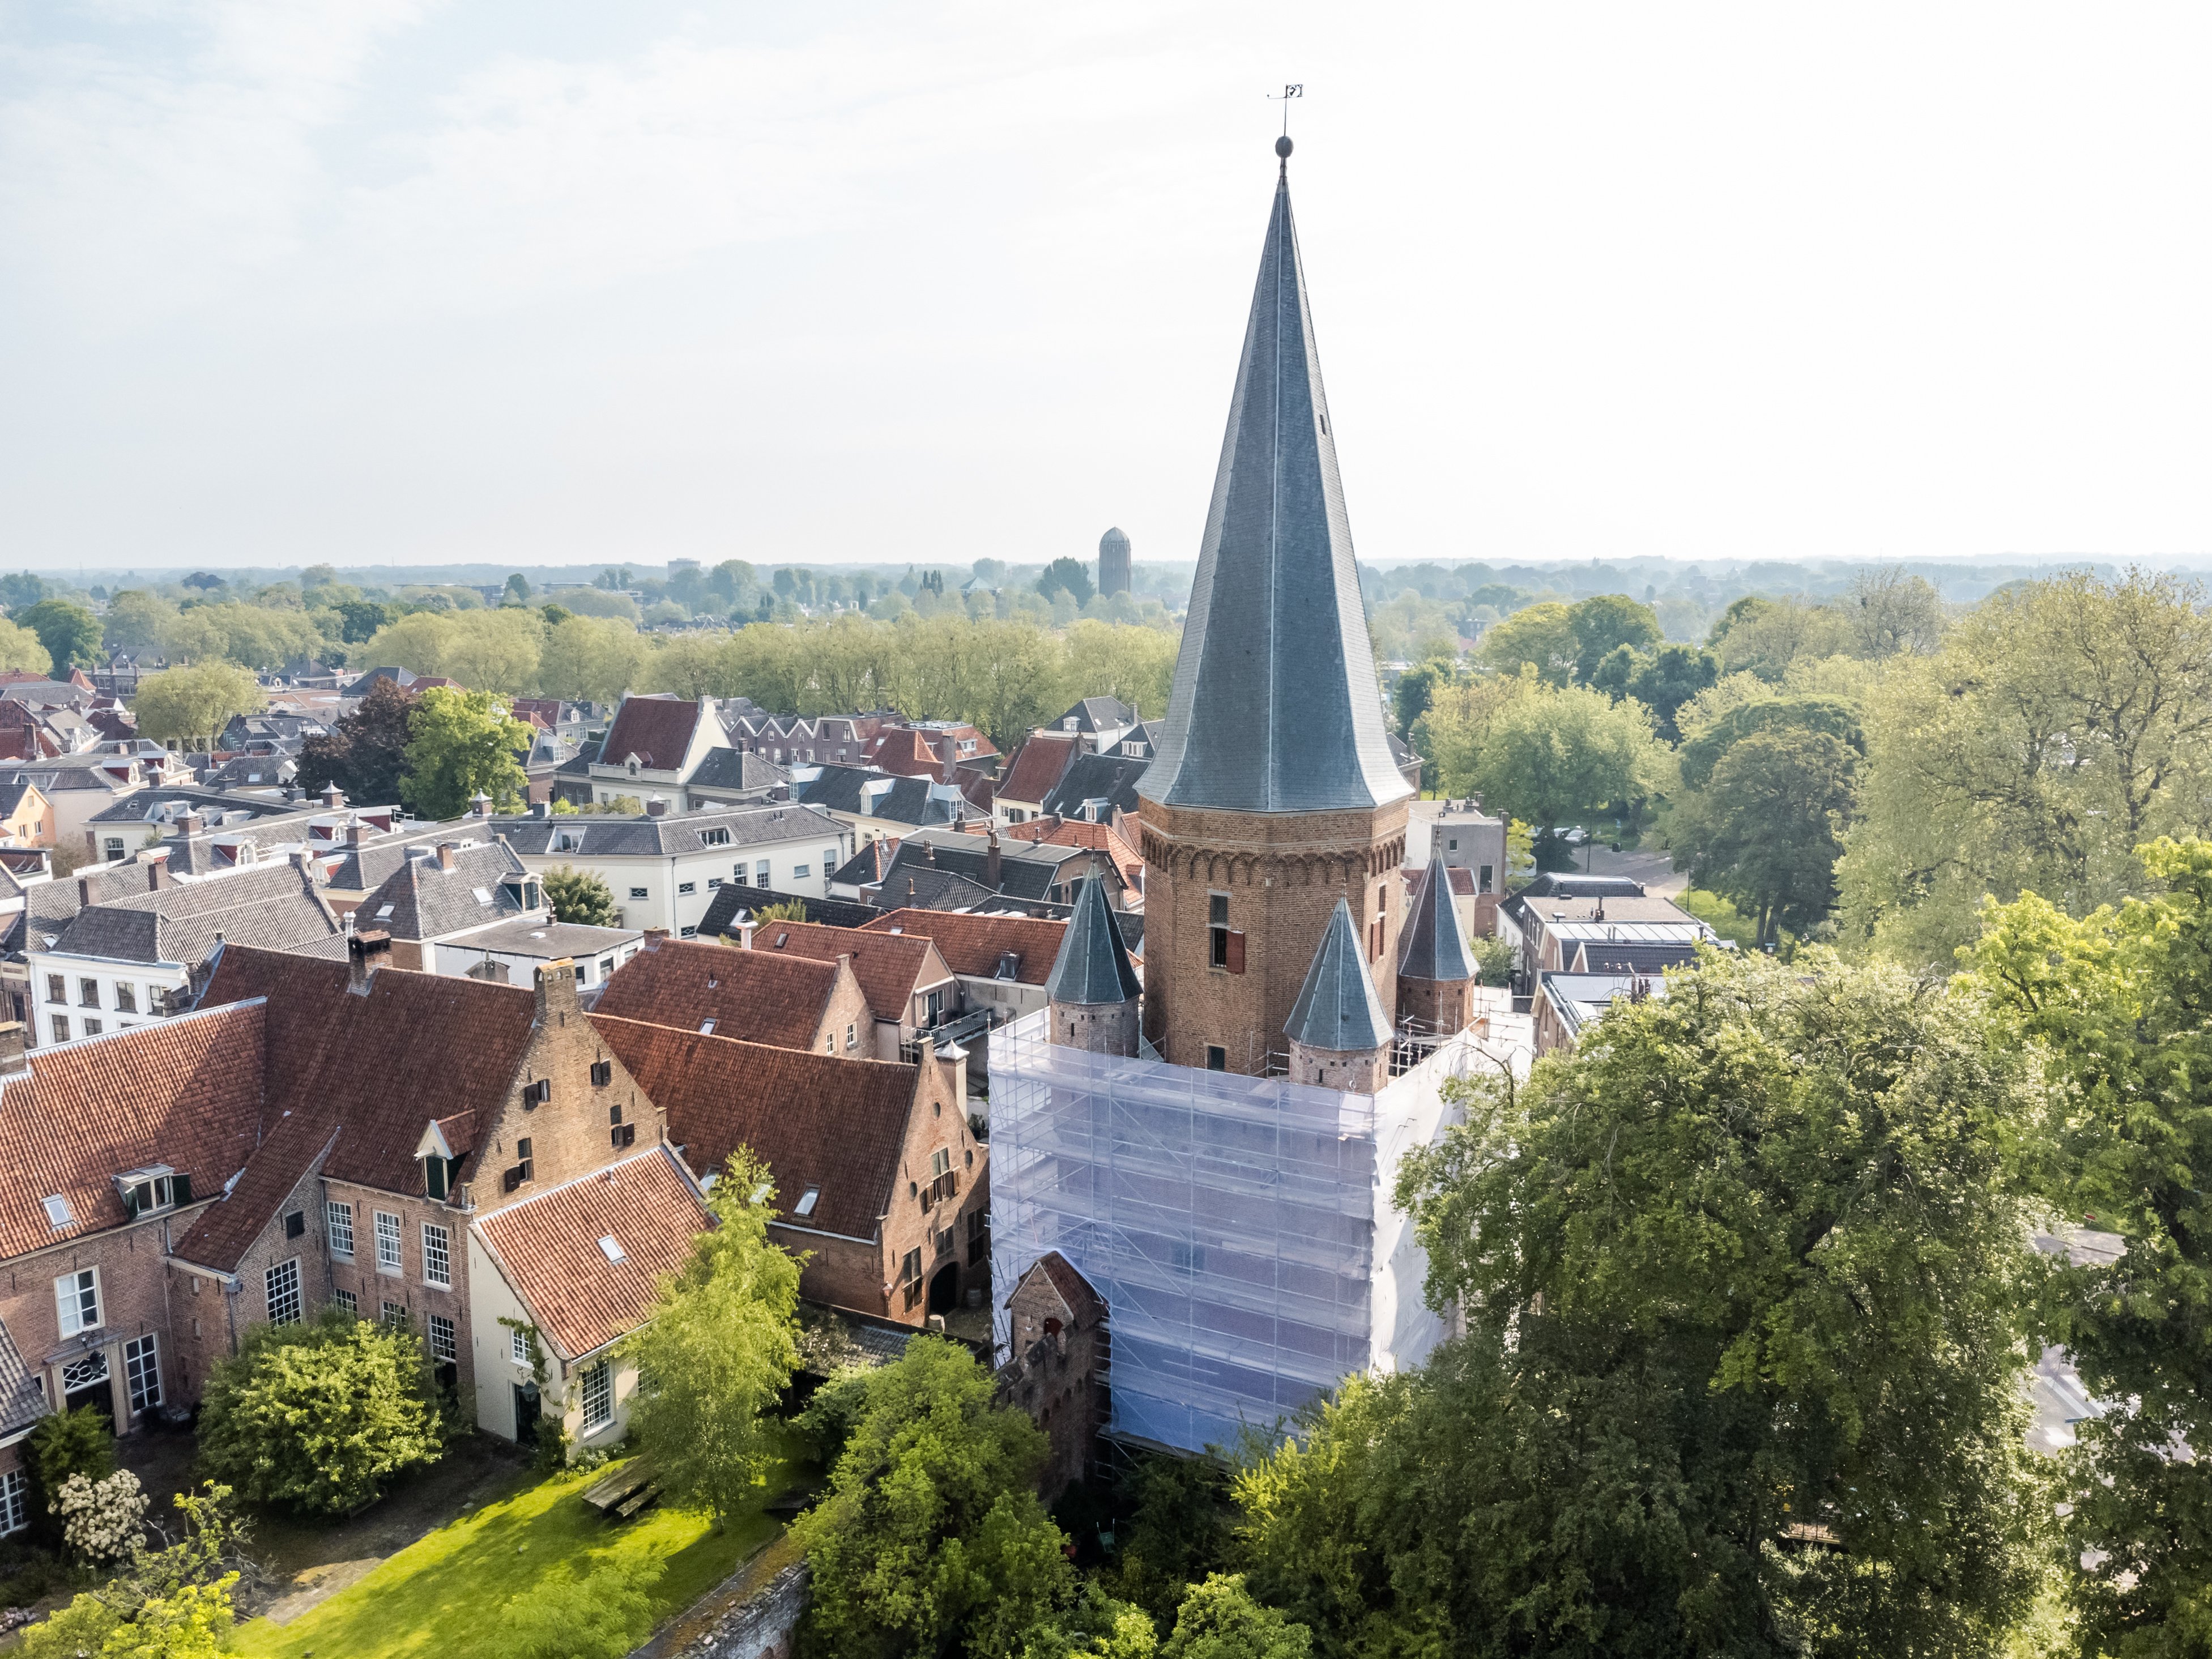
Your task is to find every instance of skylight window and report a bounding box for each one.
[699,1018,717,1035]
[41,1194,72,1228]
[471,887,493,906]
[375,904,395,920]
[794,1187,820,1217]
[598,1235,626,1264]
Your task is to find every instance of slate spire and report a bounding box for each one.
[1045,876,1141,1006]
[1139,147,1410,816]
[1284,898,1390,1054]
[1399,858,1475,983]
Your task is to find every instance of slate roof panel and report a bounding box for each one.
[601,697,700,771]
[1043,878,1140,1005]
[1284,898,1390,1053]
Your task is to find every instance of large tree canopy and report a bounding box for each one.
[1238,952,2051,1657]
[1965,839,2212,1658]
[1839,569,2212,966]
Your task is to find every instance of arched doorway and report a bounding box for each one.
[927,1264,961,1317]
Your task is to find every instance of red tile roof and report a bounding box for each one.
[201,945,540,1197]
[593,938,838,1050]
[868,728,951,778]
[748,921,951,1026]
[860,909,1067,987]
[591,1015,915,1242]
[997,734,1080,806]
[601,696,699,771]
[473,1148,711,1362]
[0,1003,271,1260]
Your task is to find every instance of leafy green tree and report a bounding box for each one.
[102,590,181,655]
[485,1559,662,1659]
[1459,682,1664,859]
[543,866,617,927]
[1476,600,1577,684]
[1038,557,1096,607]
[1589,639,1719,742]
[539,615,645,705]
[131,663,265,750]
[1673,727,1859,944]
[1839,569,2212,966]
[1241,952,2051,1656]
[0,619,50,676]
[1566,592,1661,683]
[1391,662,1446,738]
[19,598,101,669]
[1842,565,1944,658]
[1676,692,1861,792]
[504,572,532,603]
[1020,1587,1160,1658]
[399,686,530,820]
[1099,1454,1236,1628]
[795,1337,1072,1659]
[196,1306,445,1515]
[622,1151,802,1529]
[332,598,397,643]
[1966,839,2212,1657]
[0,572,53,612]
[1708,595,1851,683]
[1159,1576,1310,1659]
[297,678,416,805]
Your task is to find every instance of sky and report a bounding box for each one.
[5,3,2212,574]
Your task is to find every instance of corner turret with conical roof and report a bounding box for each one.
[1136,140,1412,1074]
[1047,876,1142,1056]
[1284,899,1392,1091]
[1397,857,1477,1038]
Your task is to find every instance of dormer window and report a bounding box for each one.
[423,1154,462,1201]
[116,1166,187,1219]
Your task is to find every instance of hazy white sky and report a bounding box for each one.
[5,3,2212,572]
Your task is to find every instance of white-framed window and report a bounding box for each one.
[823,847,838,872]
[123,1334,160,1412]
[382,1301,407,1327]
[327,1200,355,1257]
[333,1287,358,1316]
[792,865,810,880]
[114,984,137,1015]
[426,1313,457,1363]
[511,1327,531,1367]
[374,1210,402,1274]
[49,1014,68,1043]
[580,1361,612,1432]
[755,860,770,885]
[265,1259,302,1325]
[629,887,647,900]
[78,978,99,1008]
[54,1267,99,1336]
[61,1351,109,1397]
[83,1019,102,1037]
[421,1223,450,1289]
[0,1469,25,1537]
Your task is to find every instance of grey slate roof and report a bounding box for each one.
[685,747,789,796]
[1045,877,1140,1005]
[439,916,641,960]
[1054,697,1137,733]
[0,1317,50,1440]
[1399,858,1474,983]
[355,842,531,941]
[1137,157,1410,817]
[8,859,151,956]
[493,802,842,857]
[50,859,340,967]
[88,787,308,826]
[797,765,973,830]
[1039,752,1150,821]
[1284,898,1390,1054]
[869,868,999,912]
[871,833,1096,908]
[1568,940,1707,975]
[697,884,882,936]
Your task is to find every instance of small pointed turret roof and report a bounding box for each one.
[1399,858,1475,983]
[1138,142,1410,817]
[1045,876,1141,1006]
[1284,898,1390,1054]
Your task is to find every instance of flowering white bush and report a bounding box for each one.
[51,1468,148,1565]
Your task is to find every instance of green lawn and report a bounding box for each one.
[232,1449,788,1659]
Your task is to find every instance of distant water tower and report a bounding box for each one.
[1098,526,1132,597]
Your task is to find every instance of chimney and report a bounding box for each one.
[178,809,204,838]
[436,842,457,872]
[321,782,344,809]
[145,851,171,892]
[645,795,668,818]
[924,841,936,867]
[738,919,757,950]
[533,958,581,1023]
[76,875,92,907]
[643,927,671,945]
[346,817,369,848]
[470,791,494,818]
[531,801,551,819]
[0,1022,27,1076]
[348,929,392,995]
[985,828,1002,891]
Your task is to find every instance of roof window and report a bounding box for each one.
[471,886,493,906]
[375,903,395,920]
[794,1187,820,1217]
[41,1194,73,1229]
[699,1018,717,1035]
[598,1235,626,1264]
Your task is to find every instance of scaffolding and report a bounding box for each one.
[988,1009,1511,1453]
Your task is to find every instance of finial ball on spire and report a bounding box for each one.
[1275,135,1293,159]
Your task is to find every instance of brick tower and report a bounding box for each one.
[1136,138,1413,1075]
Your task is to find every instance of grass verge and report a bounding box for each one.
[231,1449,786,1659]
[1676,888,1766,951]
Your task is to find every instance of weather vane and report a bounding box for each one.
[1269,83,1303,138]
